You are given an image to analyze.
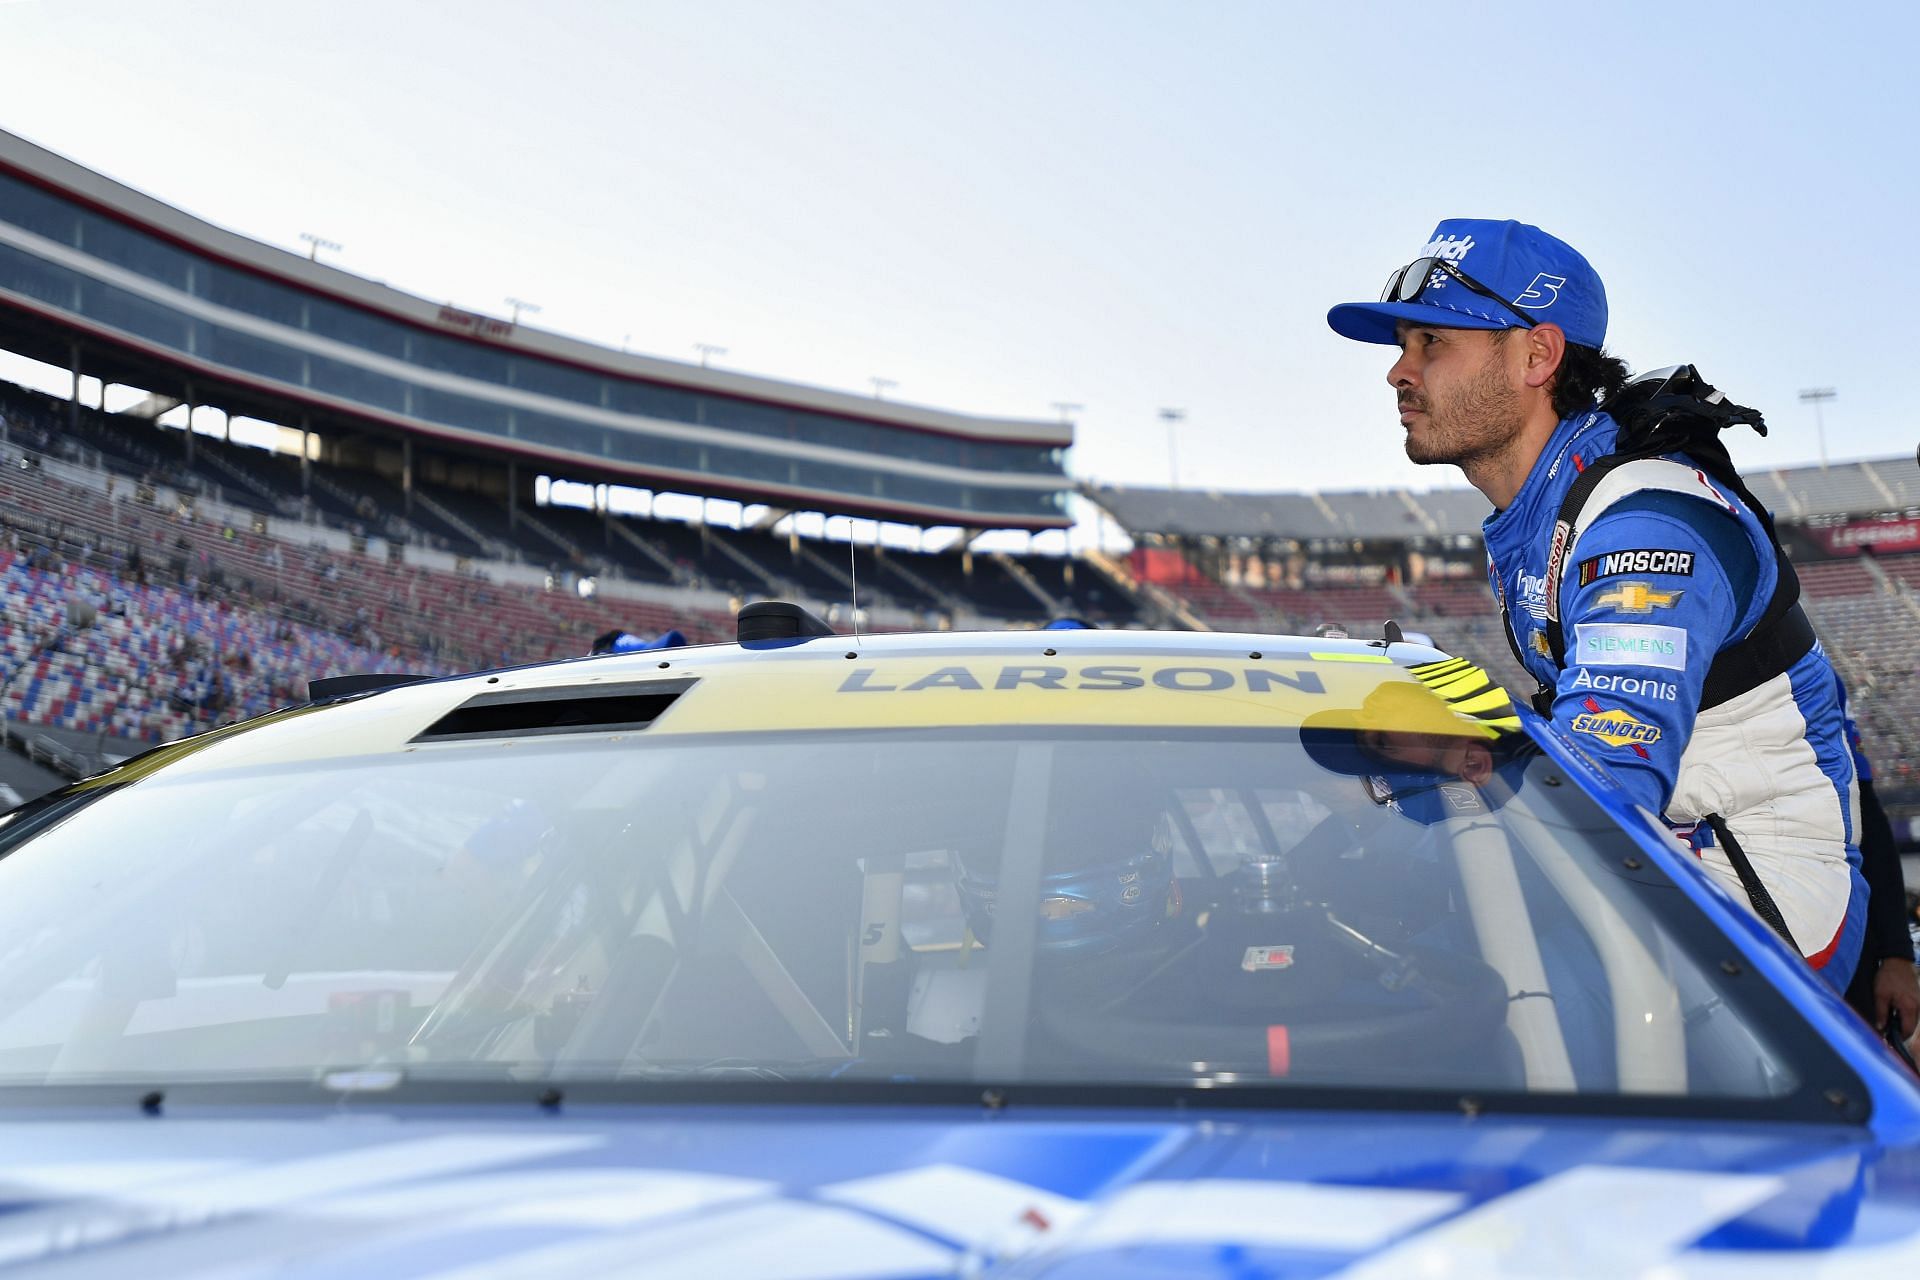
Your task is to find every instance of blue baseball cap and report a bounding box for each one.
[1327,218,1607,349]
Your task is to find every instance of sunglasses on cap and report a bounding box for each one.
[1381,257,1540,328]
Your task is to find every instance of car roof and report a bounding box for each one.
[67,628,1487,785]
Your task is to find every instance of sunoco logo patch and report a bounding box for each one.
[1570,706,1662,749]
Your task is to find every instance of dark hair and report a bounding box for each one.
[1491,330,1630,419]
[1551,342,1630,419]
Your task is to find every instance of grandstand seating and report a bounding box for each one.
[0,382,1155,752]
[1090,485,1346,540]
[1796,558,1879,599]
[1241,582,1401,634]
[1802,579,1920,790]
[1171,578,1259,625]
[5,372,1919,795]
[0,381,1137,623]
[1095,459,1920,547]
[1404,576,1494,617]
[1321,491,1425,540]
[1407,487,1495,534]
[0,543,425,743]
[1089,482,1493,541]
[0,440,732,672]
[1756,460,1910,521]
[1105,466,1920,783]
[1878,555,1920,594]
[1015,554,1138,625]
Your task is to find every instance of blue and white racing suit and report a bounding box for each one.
[1484,409,1868,988]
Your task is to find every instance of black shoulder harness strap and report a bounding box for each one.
[1499,367,1820,954]
[1508,366,1816,717]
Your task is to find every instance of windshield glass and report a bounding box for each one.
[0,724,1833,1102]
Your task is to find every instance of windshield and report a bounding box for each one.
[0,724,1839,1104]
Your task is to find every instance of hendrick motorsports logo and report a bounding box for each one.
[1514,570,1551,622]
[1418,232,1475,263]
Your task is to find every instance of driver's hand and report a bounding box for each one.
[1872,957,1920,1039]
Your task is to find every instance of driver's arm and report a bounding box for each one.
[1547,492,1762,815]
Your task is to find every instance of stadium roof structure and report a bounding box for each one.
[0,129,1072,530]
[1092,454,1920,543]
[1753,457,1920,522]
[1087,481,1492,542]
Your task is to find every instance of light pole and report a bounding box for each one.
[870,377,898,400]
[299,233,342,262]
[1799,387,1836,470]
[505,297,542,326]
[1050,401,1083,424]
[694,343,728,368]
[1159,408,1185,489]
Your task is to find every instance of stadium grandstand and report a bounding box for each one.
[1092,457,1920,840]
[0,126,1147,785]
[0,124,1915,850]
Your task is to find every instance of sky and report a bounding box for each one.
[0,0,1916,502]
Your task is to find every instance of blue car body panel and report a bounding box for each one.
[0,1105,1913,1277]
[1519,706,1920,1145]
[1,631,1915,1277]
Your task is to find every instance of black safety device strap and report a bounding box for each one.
[1535,454,1812,710]
[1705,813,1800,953]
[1504,365,1812,717]
[1499,369,1827,963]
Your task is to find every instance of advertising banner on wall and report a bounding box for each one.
[1812,518,1920,556]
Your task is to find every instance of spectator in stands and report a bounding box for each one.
[1327,219,1868,992]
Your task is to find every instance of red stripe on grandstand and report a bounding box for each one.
[0,156,1068,450]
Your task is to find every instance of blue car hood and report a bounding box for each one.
[0,1104,1916,1278]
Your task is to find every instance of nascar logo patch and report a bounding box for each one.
[1578,548,1695,585]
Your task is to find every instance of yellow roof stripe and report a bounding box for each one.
[1450,688,1518,716]
[1428,670,1492,698]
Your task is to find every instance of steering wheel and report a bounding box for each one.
[1038,939,1509,1079]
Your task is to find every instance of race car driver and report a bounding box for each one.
[1326,218,1868,991]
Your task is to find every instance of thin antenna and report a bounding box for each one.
[848,537,862,640]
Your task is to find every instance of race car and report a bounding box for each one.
[0,604,1911,1278]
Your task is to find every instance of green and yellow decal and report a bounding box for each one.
[1406,657,1524,734]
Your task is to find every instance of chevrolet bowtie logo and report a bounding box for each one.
[1594,581,1683,614]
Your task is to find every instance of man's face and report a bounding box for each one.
[1356,728,1494,786]
[1385,323,1527,468]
